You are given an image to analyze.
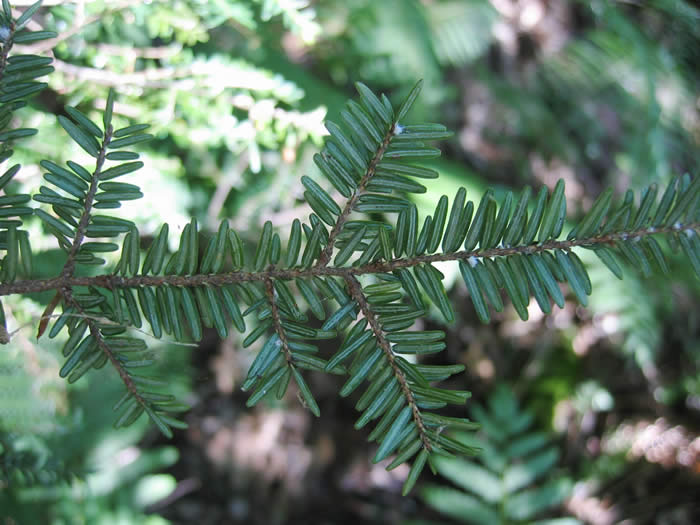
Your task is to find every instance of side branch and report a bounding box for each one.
[61,125,113,279]
[345,274,431,451]
[264,278,293,366]
[37,126,114,337]
[315,123,397,267]
[16,0,143,54]
[68,293,148,409]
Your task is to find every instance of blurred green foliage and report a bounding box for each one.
[1,329,189,522]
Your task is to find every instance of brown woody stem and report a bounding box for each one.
[3,222,697,298]
[264,277,293,366]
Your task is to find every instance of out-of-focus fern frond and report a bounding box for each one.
[417,385,581,525]
[0,433,77,487]
[426,0,497,67]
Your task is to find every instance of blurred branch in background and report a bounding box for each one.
[15,0,141,53]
